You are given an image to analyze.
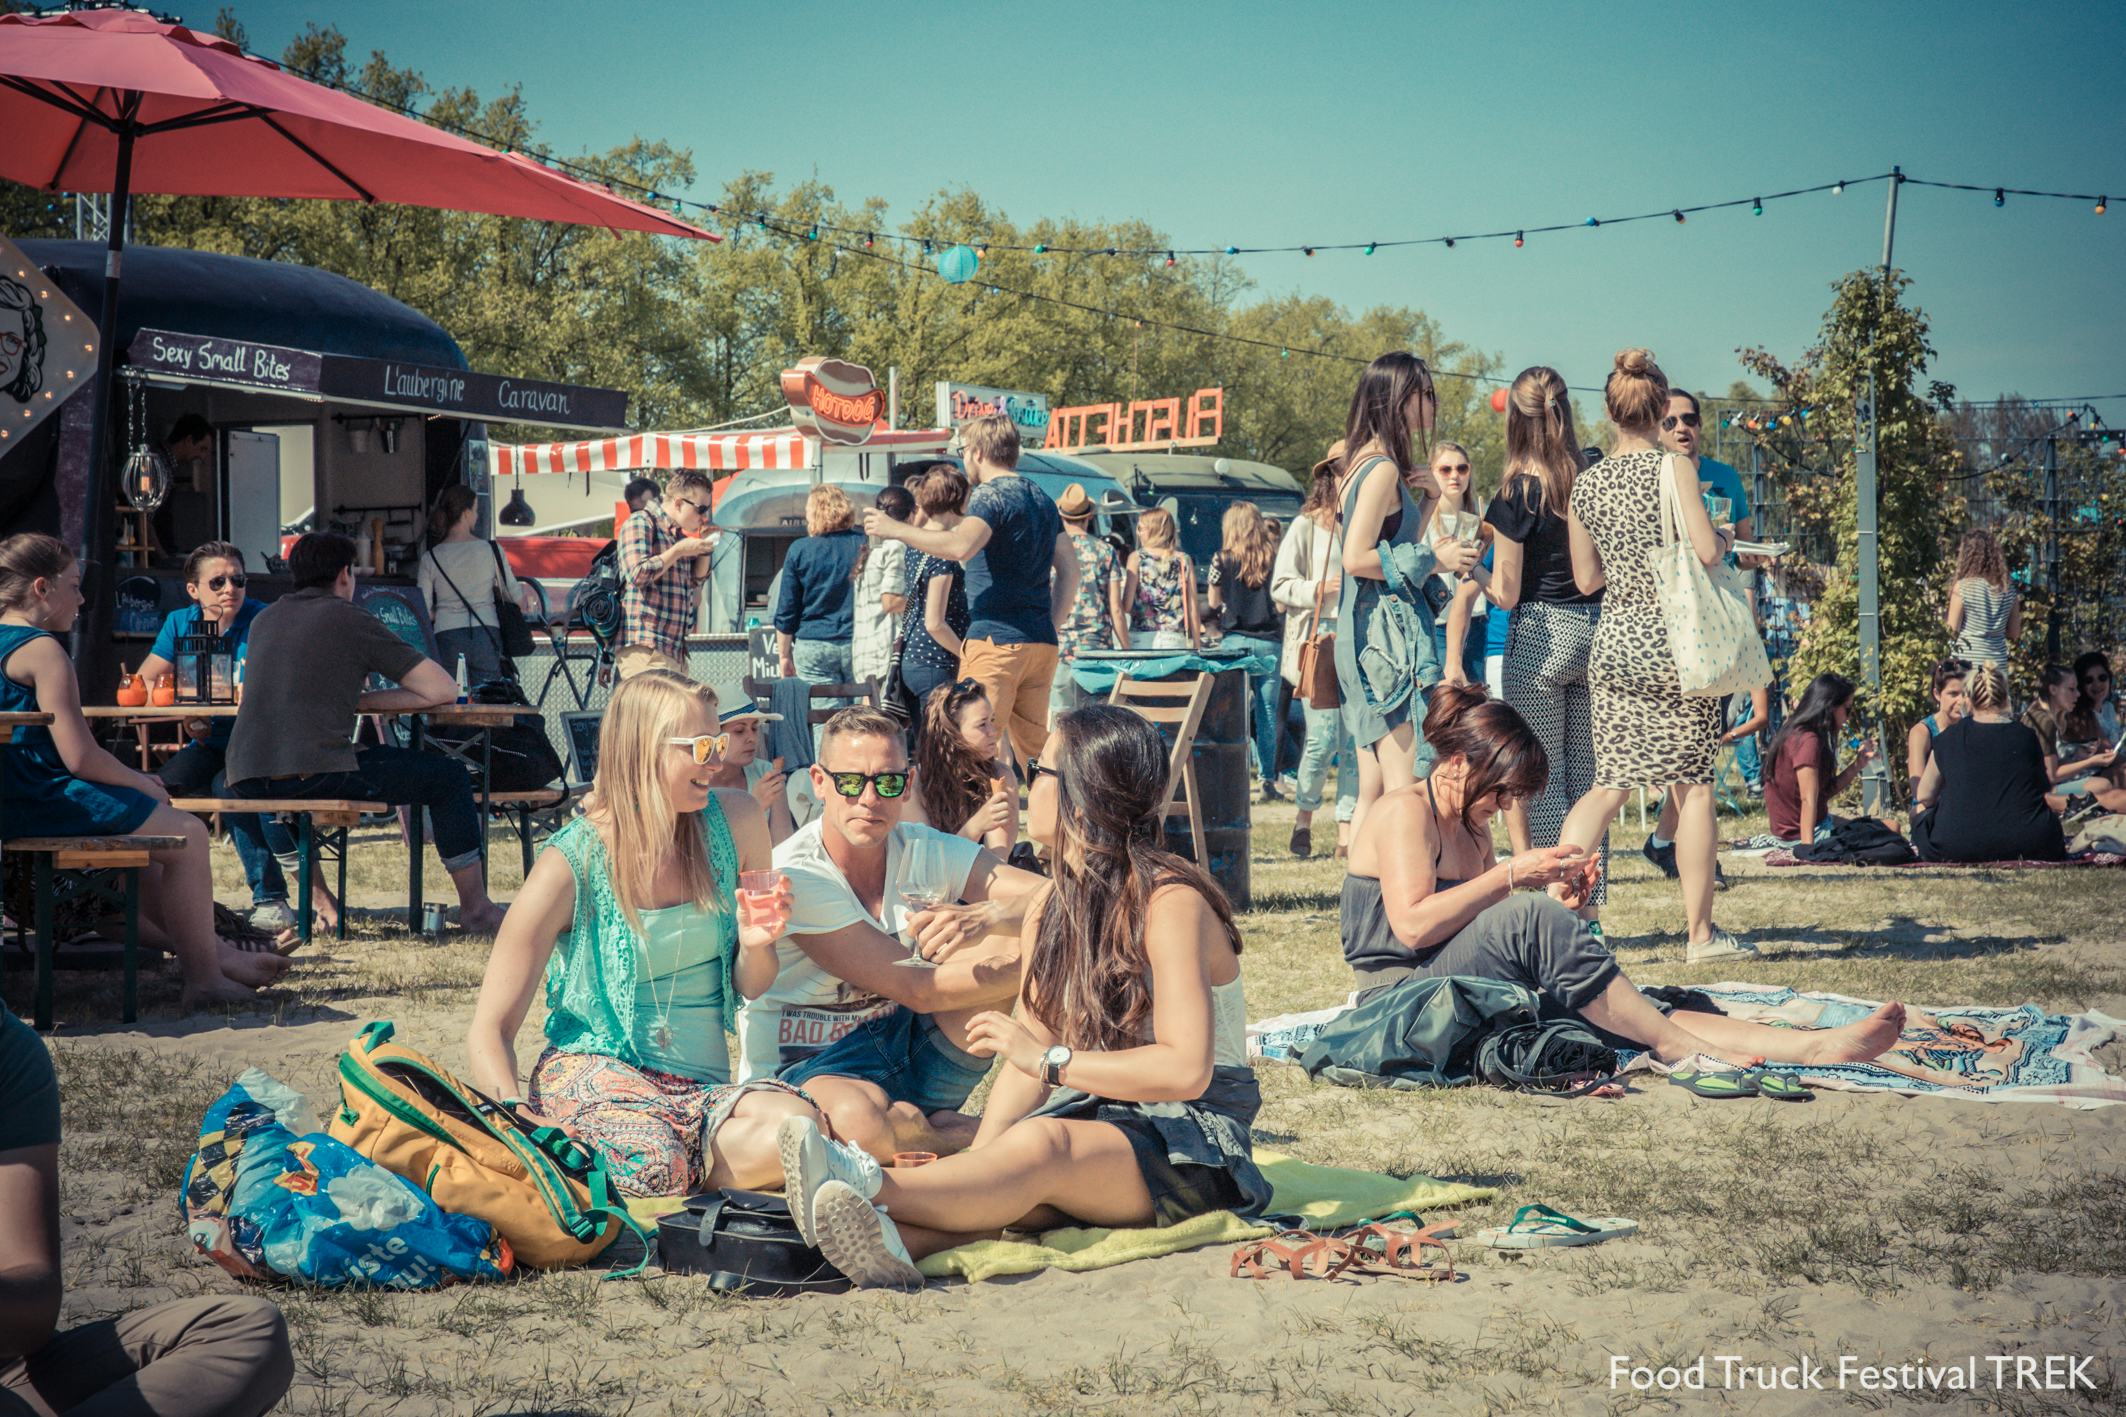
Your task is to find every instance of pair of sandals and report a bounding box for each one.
[1231,1211,1456,1283]
[1668,1055,1810,1101]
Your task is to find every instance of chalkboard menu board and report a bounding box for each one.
[354,583,434,689]
[562,711,603,784]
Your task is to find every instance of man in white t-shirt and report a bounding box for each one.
[741,707,1043,1158]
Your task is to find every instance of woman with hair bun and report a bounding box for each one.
[1911,663,2065,861]
[1342,682,1906,1068]
[1556,349,1750,963]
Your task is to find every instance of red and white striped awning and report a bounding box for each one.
[487,424,954,478]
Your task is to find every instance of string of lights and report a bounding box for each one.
[74,25,2122,407]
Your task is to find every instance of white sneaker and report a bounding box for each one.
[813,1180,924,1289]
[1686,927,1759,964]
[776,1115,881,1246]
[248,899,297,933]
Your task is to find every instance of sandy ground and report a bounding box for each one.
[24,812,2126,1415]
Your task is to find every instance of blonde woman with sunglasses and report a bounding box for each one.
[467,671,875,1198]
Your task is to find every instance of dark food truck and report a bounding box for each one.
[0,242,627,695]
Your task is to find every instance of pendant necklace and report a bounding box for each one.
[640,919,678,1052]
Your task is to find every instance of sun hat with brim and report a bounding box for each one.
[720,703,783,725]
[1055,483,1096,519]
[1311,439,1347,477]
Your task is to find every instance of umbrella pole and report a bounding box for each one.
[74,122,133,699]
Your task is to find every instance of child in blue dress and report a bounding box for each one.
[2,534,286,1010]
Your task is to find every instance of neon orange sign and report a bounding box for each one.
[780,356,884,446]
[1042,387,1224,453]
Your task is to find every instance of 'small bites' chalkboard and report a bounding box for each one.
[353,583,435,687]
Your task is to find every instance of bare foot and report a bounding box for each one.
[455,903,508,935]
[218,947,290,987]
[311,890,341,932]
[181,977,262,1010]
[1804,1002,1908,1064]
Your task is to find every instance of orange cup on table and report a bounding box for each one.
[149,676,176,707]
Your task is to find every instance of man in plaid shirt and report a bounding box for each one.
[616,468,718,673]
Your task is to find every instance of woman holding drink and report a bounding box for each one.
[467,670,873,1198]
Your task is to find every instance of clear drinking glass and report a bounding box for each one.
[1704,494,1733,526]
[895,888,943,968]
[737,869,783,930]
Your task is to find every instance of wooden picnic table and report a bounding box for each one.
[0,712,55,728]
[80,704,242,718]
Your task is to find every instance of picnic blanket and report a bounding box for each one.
[1760,849,2126,869]
[622,1148,1491,1284]
[917,1147,1490,1283]
[1625,984,2126,1108]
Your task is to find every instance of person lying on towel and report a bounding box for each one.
[1342,683,1908,1068]
[775,705,1271,1288]
[740,706,1045,1160]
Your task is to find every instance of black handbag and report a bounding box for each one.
[1474,1019,1620,1096]
[655,1188,851,1296]
[423,679,567,792]
[484,541,539,659]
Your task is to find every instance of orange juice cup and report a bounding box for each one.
[892,1152,937,1169]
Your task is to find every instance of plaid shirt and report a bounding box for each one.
[617,505,700,660]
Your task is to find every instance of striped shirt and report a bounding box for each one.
[618,506,700,660]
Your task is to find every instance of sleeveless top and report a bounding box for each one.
[1207,975,1248,1069]
[1953,578,2012,666]
[1132,550,1193,632]
[541,797,741,1079]
[1924,714,1943,738]
[1341,782,1476,975]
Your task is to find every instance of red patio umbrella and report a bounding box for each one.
[0,5,717,665]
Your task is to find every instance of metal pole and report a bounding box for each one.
[887,365,899,430]
[2043,432,2060,660]
[74,121,135,701]
[1855,165,1900,814]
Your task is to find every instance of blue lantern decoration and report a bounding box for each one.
[937,243,980,284]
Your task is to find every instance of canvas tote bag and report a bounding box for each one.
[1654,453,1772,698]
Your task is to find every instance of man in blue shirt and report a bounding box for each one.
[865,415,1078,762]
[135,542,303,934]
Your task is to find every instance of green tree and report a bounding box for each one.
[1739,271,1966,779]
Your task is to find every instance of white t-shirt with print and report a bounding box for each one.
[736,818,982,1081]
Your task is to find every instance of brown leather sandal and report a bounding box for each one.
[1336,1218,1457,1282]
[1230,1230,1364,1282]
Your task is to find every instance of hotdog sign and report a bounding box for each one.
[779,356,885,446]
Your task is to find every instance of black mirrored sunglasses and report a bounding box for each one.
[1661,413,1702,430]
[828,770,909,800]
[205,574,248,591]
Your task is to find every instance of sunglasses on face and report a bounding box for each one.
[1661,413,1702,431]
[668,733,730,764]
[825,770,909,800]
[1026,757,1058,782]
[1436,462,1470,474]
[202,574,247,592]
[671,496,709,517]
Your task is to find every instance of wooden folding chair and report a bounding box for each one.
[1107,672,1213,865]
[741,676,881,734]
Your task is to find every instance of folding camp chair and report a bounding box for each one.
[1106,672,1213,865]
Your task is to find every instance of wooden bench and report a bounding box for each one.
[6,834,186,1030]
[170,798,387,944]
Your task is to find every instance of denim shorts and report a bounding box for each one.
[774,1006,992,1113]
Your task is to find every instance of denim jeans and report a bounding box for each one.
[1294,697,1357,823]
[792,637,856,748]
[1221,634,1283,786]
[158,741,294,904]
[231,744,483,872]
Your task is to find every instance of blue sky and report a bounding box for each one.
[224,0,2123,407]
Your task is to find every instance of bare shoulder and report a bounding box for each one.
[712,788,771,861]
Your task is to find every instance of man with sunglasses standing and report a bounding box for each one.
[615,468,719,678]
[741,707,1044,1159]
[1643,389,1758,882]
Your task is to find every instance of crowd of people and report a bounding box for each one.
[1,343,2118,1367]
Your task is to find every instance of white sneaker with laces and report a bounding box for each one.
[1686,927,1759,964]
[777,1115,882,1246]
[248,899,297,933]
[813,1180,924,1289]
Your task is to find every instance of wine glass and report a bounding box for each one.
[895,889,943,968]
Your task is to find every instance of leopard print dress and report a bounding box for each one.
[1569,448,1720,787]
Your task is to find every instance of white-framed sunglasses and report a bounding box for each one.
[668,733,730,765]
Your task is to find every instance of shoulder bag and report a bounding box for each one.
[1295,517,1341,709]
[485,540,539,659]
[1653,453,1772,698]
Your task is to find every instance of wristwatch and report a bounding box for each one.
[1040,1044,1073,1087]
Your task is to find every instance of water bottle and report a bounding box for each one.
[455,653,469,705]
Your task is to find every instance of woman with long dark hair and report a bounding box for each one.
[1272,443,1356,857]
[1345,683,1906,1069]
[1945,529,2020,672]
[1764,672,1878,847]
[775,705,1267,1287]
[1333,352,1478,837]
[903,678,1016,852]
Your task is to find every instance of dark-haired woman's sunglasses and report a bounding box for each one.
[827,770,909,800]
[1661,413,1701,430]
[204,574,247,592]
[1026,758,1058,782]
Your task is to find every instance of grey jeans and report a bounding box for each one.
[1357,894,1621,1016]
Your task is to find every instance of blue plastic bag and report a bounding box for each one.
[183,1068,513,1289]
